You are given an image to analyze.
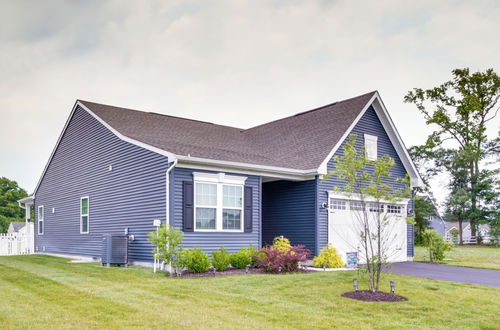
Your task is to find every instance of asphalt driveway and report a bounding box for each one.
[385,262,500,287]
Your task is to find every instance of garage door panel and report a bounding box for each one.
[328,199,408,264]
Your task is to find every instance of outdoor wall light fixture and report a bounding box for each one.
[390,280,396,294]
[321,202,329,209]
[353,278,358,291]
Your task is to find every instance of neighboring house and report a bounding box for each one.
[445,222,492,243]
[21,91,422,265]
[7,222,34,235]
[429,216,446,236]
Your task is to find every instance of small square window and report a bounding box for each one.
[330,199,347,210]
[369,203,384,213]
[350,201,365,211]
[387,205,403,214]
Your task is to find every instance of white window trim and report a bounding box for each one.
[80,196,89,234]
[193,172,247,232]
[38,205,44,235]
[364,134,378,161]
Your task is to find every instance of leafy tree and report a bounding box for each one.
[148,224,184,276]
[413,196,436,245]
[326,134,410,292]
[421,229,452,262]
[0,177,28,233]
[405,68,500,238]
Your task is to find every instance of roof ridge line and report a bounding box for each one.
[78,100,244,131]
[243,91,377,132]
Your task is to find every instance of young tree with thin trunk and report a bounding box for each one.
[326,134,410,292]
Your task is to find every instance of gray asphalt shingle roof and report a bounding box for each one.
[9,222,26,232]
[80,91,375,171]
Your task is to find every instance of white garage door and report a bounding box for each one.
[328,198,408,264]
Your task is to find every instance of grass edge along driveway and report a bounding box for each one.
[414,245,500,271]
[0,255,499,329]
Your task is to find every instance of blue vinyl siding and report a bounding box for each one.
[316,106,410,252]
[34,106,170,262]
[262,179,317,255]
[171,167,261,254]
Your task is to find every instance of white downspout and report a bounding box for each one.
[166,158,178,229]
[155,158,178,273]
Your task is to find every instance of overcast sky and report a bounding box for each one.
[1,0,499,206]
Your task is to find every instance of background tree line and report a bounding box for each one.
[0,177,29,233]
[406,68,499,244]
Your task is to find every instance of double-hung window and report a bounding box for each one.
[222,185,243,230]
[38,205,44,235]
[194,172,246,232]
[80,197,89,234]
[195,183,217,230]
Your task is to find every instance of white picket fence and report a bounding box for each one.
[0,233,34,256]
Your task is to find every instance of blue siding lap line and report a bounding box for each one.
[35,106,171,261]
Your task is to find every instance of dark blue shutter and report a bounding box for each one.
[244,186,253,233]
[183,181,194,232]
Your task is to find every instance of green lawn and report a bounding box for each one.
[0,255,499,329]
[415,245,500,270]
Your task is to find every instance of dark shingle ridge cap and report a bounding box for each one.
[78,90,376,133]
[243,91,377,131]
[77,100,245,131]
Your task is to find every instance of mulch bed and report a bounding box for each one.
[180,267,312,278]
[341,290,408,302]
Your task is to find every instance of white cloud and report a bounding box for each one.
[0,0,499,208]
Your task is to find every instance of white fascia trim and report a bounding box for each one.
[328,191,410,205]
[317,92,424,187]
[193,172,247,185]
[177,156,318,180]
[32,101,177,197]
[77,101,177,161]
[317,93,378,175]
[371,95,423,187]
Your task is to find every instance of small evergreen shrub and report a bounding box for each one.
[256,245,310,273]
[312,244,344,268]
[230,247,254,269]
[422,229,452,262]
[182,248,211,273]
[273,236,291,252]
[211,247,231,271]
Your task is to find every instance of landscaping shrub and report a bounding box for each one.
[450,228,459,244]
[212,247,231,271]
[312,244,344,268]
[148,224,184,276]
[273,236,291,252]
[422,229,452,262]
[182,248,211,273]
[256,245,310,273]
[230,247,255,269]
